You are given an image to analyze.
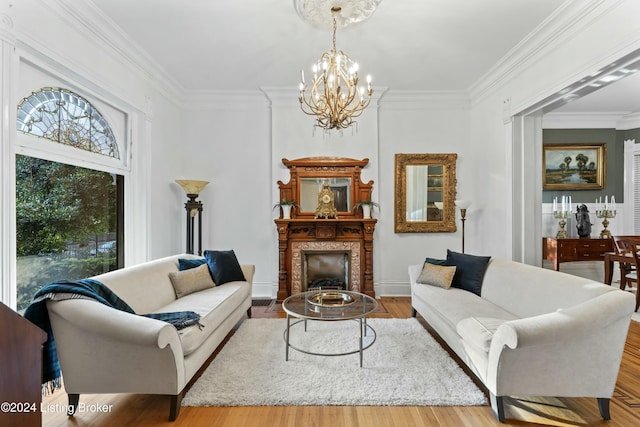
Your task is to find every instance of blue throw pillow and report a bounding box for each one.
[445,250,491,296]
[178,258,207,271]
[424,257,446,266]
[204,250,246,285]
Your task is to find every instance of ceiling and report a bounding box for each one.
[88,0,563,92]
[87,0,637,117]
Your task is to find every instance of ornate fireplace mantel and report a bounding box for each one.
[274,157,376,300]
[275,218,376,300]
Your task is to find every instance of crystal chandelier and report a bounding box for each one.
[298,6,373,130]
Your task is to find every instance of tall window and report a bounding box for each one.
[15,88,124,312]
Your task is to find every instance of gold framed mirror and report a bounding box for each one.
[394,153,457,233]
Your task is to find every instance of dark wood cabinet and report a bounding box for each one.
[0,302,47,427]
[543,237,613,271]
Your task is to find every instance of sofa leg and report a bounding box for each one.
[247,306,252,318]
[169,392,183,421]
[490,393,505,423]
[597,397,611,420]
[67,393,80,416]
[411,307,417,317]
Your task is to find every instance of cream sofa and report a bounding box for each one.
[45,254,254,421]
[410,257,635,422]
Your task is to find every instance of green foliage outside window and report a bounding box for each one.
[16,155,120,311]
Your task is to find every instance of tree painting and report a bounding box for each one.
[543,144,605,190]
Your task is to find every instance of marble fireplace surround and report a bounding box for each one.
[291,241,361,295]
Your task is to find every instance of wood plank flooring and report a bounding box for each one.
[40,297,640,426]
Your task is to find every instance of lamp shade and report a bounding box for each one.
[176,180,209,196]
[455,200,472,210]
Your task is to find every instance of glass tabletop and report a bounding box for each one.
[282,290,378,320]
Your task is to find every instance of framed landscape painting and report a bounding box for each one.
[543,143,606,190]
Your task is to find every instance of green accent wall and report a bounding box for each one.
[542,128,627,203]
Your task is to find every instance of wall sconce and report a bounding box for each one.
[455,200,471,254]
[176,180,209,255]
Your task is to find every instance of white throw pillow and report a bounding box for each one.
[168,263,216,298]
[416,263,456,289]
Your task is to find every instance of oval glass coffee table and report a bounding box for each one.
[282,290,378,367]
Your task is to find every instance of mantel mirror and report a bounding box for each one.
[277,157,374,219]
[394,153,457,232]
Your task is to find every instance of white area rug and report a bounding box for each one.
[182,318,487,407]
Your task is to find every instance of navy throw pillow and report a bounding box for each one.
[178,258,207,271]
[445,250,491,296]
[204,250,246,285]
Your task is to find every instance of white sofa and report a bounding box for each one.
[410,257,635,422]
[45,254,254,421]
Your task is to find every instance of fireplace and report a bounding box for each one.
[277,223,373,299]
[303,251,350,291]
[291,242,361,294]
[274,157,377,300]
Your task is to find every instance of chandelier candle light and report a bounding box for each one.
[298,6,373,130]
[595,195,616,238]
[552,196,572,239]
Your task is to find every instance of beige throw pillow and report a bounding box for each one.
[416,263,456,289]
[169,263,216,298]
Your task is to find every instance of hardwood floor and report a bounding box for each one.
[40,297,640,426]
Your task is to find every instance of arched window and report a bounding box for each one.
[16,87,120,159]
[14,87,124,312]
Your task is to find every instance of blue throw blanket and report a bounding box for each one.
[23,278,202,394]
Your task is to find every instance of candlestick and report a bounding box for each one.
[595,195,617,238]
[552,194,572,238]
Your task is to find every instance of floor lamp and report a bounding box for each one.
[176,180,209,255]
[455,200,471,254]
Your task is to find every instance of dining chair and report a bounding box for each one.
[611,236,637,290]
[620,239,640,312]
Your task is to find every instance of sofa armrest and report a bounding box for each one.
[408,264,423,286]
[48,298,182,348]
[487,290,634,397]
[47,298,186,395]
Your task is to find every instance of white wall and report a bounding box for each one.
[181,93,273,296]
[377,92,470,295]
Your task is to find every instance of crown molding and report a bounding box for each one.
[469,0,619,105]
[35,0,185,107]
[261,86,389,109]
[0,2,15,44]
[380,90,469,110]
[543,111,640,130]
[183,90,270,111]
[617,112,640,130]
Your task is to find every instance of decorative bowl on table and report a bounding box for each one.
[306,291,355,307]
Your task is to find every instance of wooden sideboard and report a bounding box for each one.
[543,237,613,271]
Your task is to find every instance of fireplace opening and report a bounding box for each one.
[302,251,350,292]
